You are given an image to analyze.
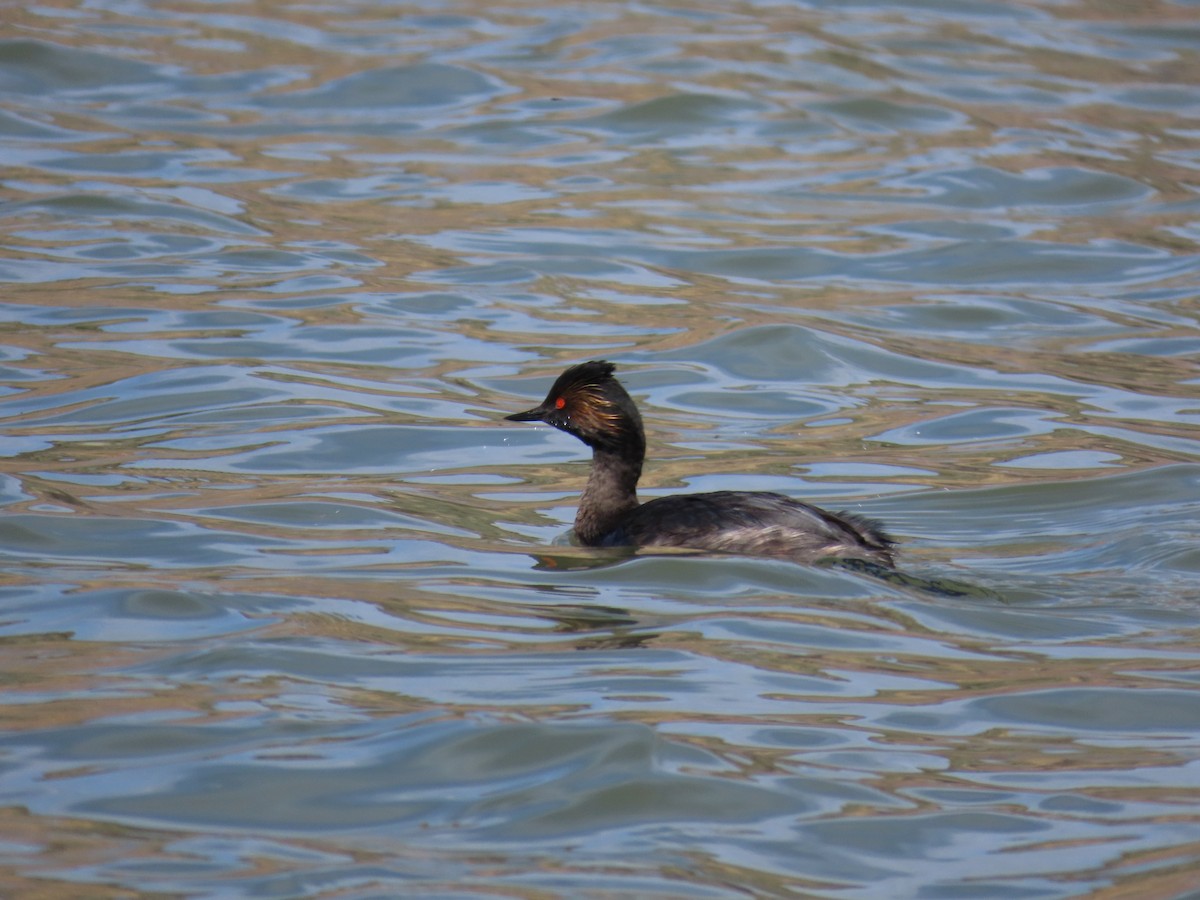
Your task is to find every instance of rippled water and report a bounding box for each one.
[2,1,1199,897]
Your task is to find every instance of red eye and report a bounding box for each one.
[554,397,566,410]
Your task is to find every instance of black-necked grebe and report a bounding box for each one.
[505,360,895,566]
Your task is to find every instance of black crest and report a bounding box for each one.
[505,360,643,451]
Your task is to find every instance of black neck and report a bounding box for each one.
[574,442,643,544]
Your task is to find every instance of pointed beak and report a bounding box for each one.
[505,405,546,423]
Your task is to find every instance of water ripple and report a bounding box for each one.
[1,1,1198,897]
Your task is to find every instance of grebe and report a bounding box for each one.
[505,361,894,566]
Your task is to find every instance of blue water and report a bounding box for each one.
[2,1,1199,897]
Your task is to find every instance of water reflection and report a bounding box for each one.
[2,0,1199,897]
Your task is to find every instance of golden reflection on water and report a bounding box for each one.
[1,0,1199,896]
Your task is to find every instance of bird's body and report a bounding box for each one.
[505,361,894,567]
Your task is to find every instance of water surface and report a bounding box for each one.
[1,1,1199,897]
